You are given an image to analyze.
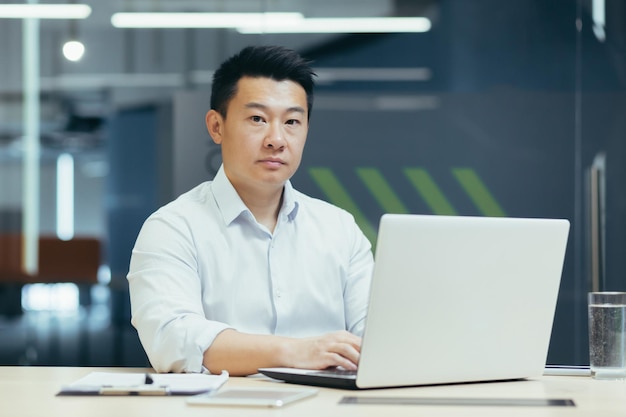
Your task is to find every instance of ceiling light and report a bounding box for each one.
[109,13,430,33]
[238,17,431,34]
[62,40,85,62]
[0,4,91,19]
[111,12,304,29]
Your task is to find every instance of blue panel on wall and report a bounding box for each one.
[106,105,159,281]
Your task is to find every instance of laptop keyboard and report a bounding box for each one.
[308,369,357,379]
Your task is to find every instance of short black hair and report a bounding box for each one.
[210,45,316,119]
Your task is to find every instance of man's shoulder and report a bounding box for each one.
[293,189,354,220]
[152,181,215,218]
[174,181,213,203]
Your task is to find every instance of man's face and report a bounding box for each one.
[206,76,309,194]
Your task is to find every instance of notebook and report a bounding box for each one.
[259,214,570,390]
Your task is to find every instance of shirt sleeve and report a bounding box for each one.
[343,215,374,337]
[127,211,231,373]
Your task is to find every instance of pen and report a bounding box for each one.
[99,373,169,395]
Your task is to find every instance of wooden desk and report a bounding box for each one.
[2,366,626,417]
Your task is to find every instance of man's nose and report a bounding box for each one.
[265,123,286,149]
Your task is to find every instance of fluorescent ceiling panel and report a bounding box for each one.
[111,12,304,28]
[110,12,431,33]
[0,4,91,19]
[238,17,432,34]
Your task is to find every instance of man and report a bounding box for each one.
[127,45,373,376]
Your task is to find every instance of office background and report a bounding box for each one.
[0,0,625,367]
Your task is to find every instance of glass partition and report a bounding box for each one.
[1,0,625,366]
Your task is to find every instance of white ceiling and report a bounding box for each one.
[0,0,401,92]
[0,0,435,134]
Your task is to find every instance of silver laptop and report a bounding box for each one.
[259,214,570,389]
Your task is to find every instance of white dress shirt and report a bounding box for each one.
[127,166,373,373]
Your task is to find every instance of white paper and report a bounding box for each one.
[61,370,229,395]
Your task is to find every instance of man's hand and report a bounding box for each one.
[204,329,362,376]
[284,331,361,371]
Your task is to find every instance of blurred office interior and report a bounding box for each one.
[0,0,625,367]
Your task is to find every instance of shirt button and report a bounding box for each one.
[275,290,282,298]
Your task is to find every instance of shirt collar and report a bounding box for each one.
[211,165,299,226]
[281,179,299,221]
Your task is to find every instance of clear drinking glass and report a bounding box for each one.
[588,292,626,379]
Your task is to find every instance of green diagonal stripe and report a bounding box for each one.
[452,168,506,217]
[308,167,377,244]
[356,168,409,214]
[404,168,457,215]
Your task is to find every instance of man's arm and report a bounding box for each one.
[204,329,361,376]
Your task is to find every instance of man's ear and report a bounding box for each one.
[205,109,223,145]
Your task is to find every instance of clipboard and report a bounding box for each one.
[57,370,229,396]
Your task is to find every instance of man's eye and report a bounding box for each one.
[286,119,300,125]
[251,116,263,123]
